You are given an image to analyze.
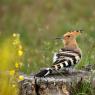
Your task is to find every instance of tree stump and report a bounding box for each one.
[19,68,95,95]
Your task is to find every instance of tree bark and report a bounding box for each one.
[19,69,95,95]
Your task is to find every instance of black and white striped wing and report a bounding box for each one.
[53,52,58,63]
[52,48,81,70]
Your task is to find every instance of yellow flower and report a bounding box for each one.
[12,84,16,88]
[13,33,17,37]
[9,70,15,76]
[15,62,19,68]
[19,75,24,81]
[18,50,23,56]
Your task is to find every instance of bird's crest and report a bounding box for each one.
[64,30,82,37]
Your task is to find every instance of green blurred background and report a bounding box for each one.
[0,0,95,74]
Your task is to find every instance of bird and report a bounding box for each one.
[35,30,82,77]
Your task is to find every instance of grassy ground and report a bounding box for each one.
[0,0,95,95]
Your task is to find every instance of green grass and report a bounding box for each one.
[72,80,95,95]
[0,0,95,94]
[0,0,95,71]
[0,0,95,72]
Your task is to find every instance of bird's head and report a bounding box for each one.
[56,30,83,48]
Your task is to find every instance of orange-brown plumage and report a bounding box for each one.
[63,30,82,49]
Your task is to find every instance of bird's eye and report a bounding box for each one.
[67,35,70,38]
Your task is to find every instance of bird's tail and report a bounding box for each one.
[35,68,52,77]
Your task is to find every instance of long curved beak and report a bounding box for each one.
[55,37,63,40]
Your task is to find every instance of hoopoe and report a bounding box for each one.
[35,30,82,77]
